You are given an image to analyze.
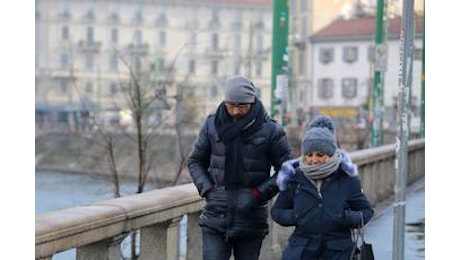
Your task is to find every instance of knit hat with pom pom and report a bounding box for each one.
[301,115,337,156]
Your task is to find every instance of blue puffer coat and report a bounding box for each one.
[271,167,374,259]
[187,112,293,239]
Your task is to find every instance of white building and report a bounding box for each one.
[35,0,273,130]
[307,14,423,129]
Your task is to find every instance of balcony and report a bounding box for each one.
[204,47,226,59]
[58,12,71,21]
[127,43,149,55]
[78,40,102,53]
[83,11,96,23]
[108,13,120,24]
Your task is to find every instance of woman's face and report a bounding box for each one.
[304,152,330,165]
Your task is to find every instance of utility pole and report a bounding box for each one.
[271,0,289,126]
[371,0,388,147]
[393,0,414,259]
[419,2,425,138]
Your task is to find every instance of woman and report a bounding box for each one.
[271,115,374,260]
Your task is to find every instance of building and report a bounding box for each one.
[308,13,424,130]
[36,0,424,134]
[35,0,273,131]
[288,0,424,128]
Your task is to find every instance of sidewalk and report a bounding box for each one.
[364,177,425,259]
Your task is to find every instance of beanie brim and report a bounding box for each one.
[301,139,336,156]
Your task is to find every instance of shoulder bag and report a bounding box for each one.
[350,212,375,260]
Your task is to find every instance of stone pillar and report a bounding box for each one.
[140,222,168,260]
[76,233,125,260]
[167,217,182,260]
[186,212,202,260]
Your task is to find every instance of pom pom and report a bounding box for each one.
[307,115,335,135]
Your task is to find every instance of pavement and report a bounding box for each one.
[364,176,425,259]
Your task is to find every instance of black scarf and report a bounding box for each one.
[215,98,266,186]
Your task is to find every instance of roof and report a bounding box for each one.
[311,15,424,42]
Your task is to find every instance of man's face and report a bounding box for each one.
[224,102,252,119]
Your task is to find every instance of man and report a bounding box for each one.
[187,75,293,260]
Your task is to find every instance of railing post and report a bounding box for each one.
[140,222,168,260]
[167,217,182,260]
[186,212,202,260]
[76,233,125,260]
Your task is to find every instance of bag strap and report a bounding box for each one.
[358,211,368,243]
[350,211,366,260]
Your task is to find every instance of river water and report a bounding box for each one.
[35,170,184,259]
[36,171,425,259]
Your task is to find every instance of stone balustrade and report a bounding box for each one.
[36,139,424,260]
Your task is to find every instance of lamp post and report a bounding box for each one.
[371,0,388,147]
[270,0,289,126]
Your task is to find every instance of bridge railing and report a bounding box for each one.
[36,139,425,260]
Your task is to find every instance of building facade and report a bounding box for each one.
[35,0,273,130]
[308,14,423,130]
[287,0,424,130]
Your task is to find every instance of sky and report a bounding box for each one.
[0,1,453,259]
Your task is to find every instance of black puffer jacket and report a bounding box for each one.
[187,108,293,238]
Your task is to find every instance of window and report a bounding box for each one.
[158,31,167,47]
[188,60,196,74]
[211,60,218,75]
[255,61,263,77]
[210,84,218,98]
[212,33,219,51]
[298,52,305,74]
[85,82,93,93]
[342,78,358,98]
[233,60,240,75]
[109,54,118,71]
[232,11,242,30]
[255,34,263,54]
[132,56,142,72]
[35,0,40,20]
[109,12,120,23]
[109,0,120,23]
[367,45,375,62]
[156,58,165,71]
[343,46,358,63]
[110,28,118,43]
[59,79,68,94]
[109,82,118,95]
[319,48,334,64]
[85,54,94,71]
[61,26,69,41]
[60,0,71,18]
[156,11,168,27]
[86,26,94,43]
[234,34,241,50]
[253,11,265,30]
[134,6,143,24]
[60,53,69,69]
[187,9,199,28]
[134,30,142,45]
[318,78,334,99]
[209,8,220,29]
[189,32,197,45]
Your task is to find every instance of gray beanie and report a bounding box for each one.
[224,75,256,103]
[301,115,337,156]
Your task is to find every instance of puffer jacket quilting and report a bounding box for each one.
[187,113,293,238]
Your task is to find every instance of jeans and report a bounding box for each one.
[202,227,264,260]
